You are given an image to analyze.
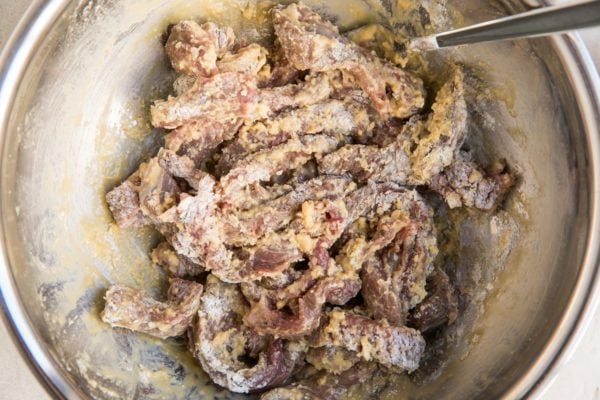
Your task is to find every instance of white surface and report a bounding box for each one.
[0,1,599,400]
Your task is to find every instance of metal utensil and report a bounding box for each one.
[410,0,600,51]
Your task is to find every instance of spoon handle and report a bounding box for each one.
[414,0,600,50]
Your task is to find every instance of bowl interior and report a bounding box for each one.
[0,0,591,399]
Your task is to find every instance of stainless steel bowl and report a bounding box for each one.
[1,0,599,399]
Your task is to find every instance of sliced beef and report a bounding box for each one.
[260,362,378,400]
[272,3,425,117]
[257,72,337,117]
[344,182,414,222]
[429,153,514,211]
[157,148,208,190]
[409,67,468,184]
[220,135,342,204]
[218,99,368,172]
[238,99,369,154]
[221,176,355,247]
[361,191,438,325]
[190,275,304,393]
[309,309,425,371]
[244,270,361,339]
[101,278,203,339]
[408,268,459,332]
[138,157,180,220]
[151,72,258,129]
[164,118,243,166]
[106,170,148,228]
[165,21,235,77]
[318,138,411,184]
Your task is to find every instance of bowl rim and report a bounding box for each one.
[0,2,91,398]
[0,1,599,399]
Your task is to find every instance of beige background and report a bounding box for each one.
[0,0,599,399]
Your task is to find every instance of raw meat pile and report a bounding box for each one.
[102,3,513,397]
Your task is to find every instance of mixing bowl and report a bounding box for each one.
[0,0,599,399]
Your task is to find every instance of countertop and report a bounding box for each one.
[0,1,599,399]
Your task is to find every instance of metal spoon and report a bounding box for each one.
[409,0,600,51]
